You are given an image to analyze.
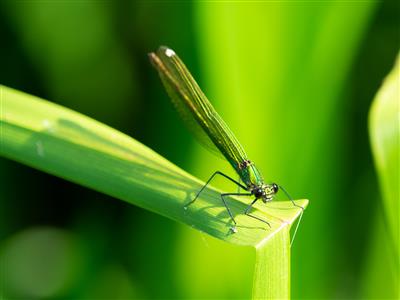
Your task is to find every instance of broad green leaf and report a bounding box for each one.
[1,86,307,298]
[369,54,399,280]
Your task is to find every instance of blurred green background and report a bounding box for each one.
[0,1,398,299]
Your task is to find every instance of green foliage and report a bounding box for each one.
[369,54,399,287]
[194,2,377,299]
[1,85,306,298]
[1,0,397,298]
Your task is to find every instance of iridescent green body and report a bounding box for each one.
[149,46,279,204]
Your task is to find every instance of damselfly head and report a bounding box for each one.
[264,183,279,196]
[260,183,279,203]
[251,183,278,202]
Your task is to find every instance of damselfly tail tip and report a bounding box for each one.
[164,47,176,57]
[149,46,176,67]
[156,45,175,57]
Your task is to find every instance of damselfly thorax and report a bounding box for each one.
[236,159,279,203]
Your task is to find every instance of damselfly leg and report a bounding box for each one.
[185,171,274,231]
[185,171,247,208]
[279,185,304,211]
[184,171,250,231]
[221,192,252,232]
[279,185,304,246]
[245,199,271,228]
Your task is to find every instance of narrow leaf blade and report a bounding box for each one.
[1,85,307,248]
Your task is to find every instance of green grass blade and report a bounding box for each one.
[369,54,399,278]
[0,85,307,250]
[253,227,290,300]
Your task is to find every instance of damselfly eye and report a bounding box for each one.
[272,183,279,194]
[253,188,264,198]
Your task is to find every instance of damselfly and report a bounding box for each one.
[149,46,303,233]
